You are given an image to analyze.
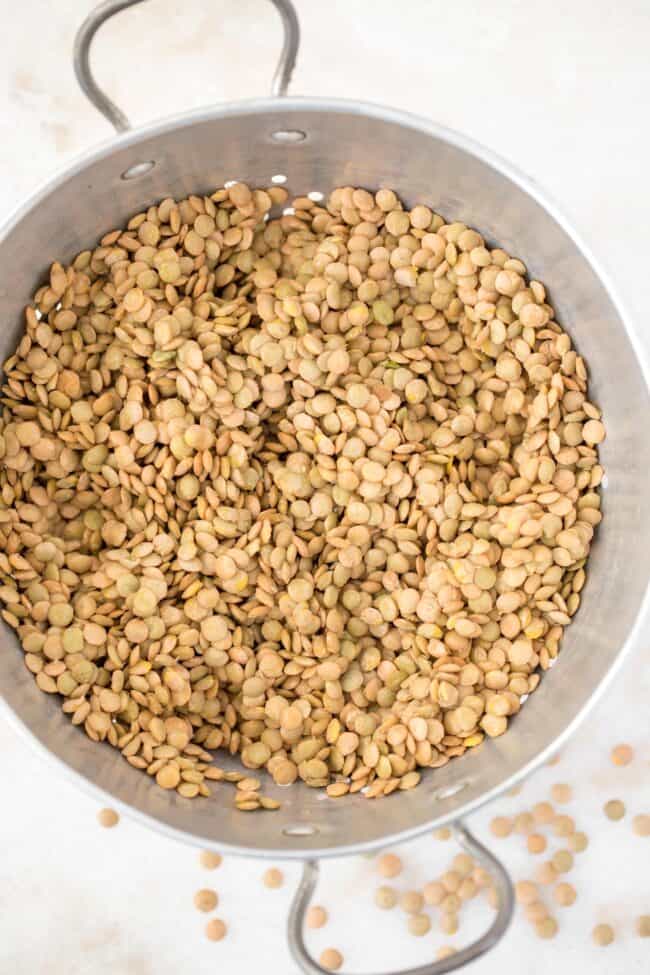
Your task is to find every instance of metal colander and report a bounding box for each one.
[1,1,649,971]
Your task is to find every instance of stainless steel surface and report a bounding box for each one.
[288,823,514,975]
[73,0,300,132]
[1,0,649,882]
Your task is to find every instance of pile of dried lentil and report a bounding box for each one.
[0,181,605,801]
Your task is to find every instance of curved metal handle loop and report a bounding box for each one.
[288,822,514,975]
[73,0,300,133]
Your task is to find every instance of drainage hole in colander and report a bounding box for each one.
[308,190,324,202]
[434,781,470,801]
[271,173,288,184]
[121,161,156,180]
[283,824,319,837]
[271,129,306,144]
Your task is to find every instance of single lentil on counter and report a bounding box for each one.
[0,181,605,803]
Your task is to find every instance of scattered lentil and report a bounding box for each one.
[535,917,558,940]
[524,902,547,925]
[263,868,284,889]
[205,918,227,942]
[632,814,650,837]
[375,886,398,909]
[568,831,589,853]
[437,947,457,960]
[408,913,431,936]
[550,784,572,804]
[515,881,539,906]
[401,891,424,914]
[592,923,614,946]
[533,802,555,825]
[604,800,626,821]
[377,854,402,878]
[636,915,650,938]
[551,850,574,874]
[611,744,634,767]
[553,815,576,838]
[527,834,547,855]
[97,807,119,828]
[553,882,576,907]
[307,906,328,929]
[535,861,557,886]
[320,948,343,971]
[194,888,218,912]
[200,851,223,871]
[490,817,513,839]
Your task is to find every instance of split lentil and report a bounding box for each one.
[0,181,604,803]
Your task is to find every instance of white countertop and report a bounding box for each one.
[1,1,649,972]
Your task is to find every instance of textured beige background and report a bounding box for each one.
[1,1,649,972]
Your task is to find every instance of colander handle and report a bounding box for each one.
[73,0,300,133]
[287,821,514,975]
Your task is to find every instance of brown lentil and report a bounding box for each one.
[375,886,398,909]
[636,915,650,938]
[604,799,626,821]
[263,868,284,889]
[535,917,558,940]
[535,861,557,886]
[490,817,513,839]
[550,783,573,804]
[205,918,227,942]
[551,850,574,874]
[408,914,431,936]
[377,853,402,878]
[194,888,218,912]
[200,851,223,871]
[400,891,424,914]
[553,882,576,907]
[632,814,650,837]
[568,831,589,853]
[97,807,119,828]
[611,743,634,766]
[320,949,343,971]
[307,906,328,929]
[592,923,614,946]
[527,834,547,855]
[515,881,538,906]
